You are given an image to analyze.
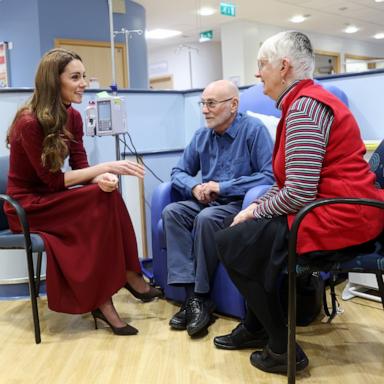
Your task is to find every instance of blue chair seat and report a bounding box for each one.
[151,181,273,318]
[0,229,45,252]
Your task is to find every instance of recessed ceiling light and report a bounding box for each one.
[375,0,384,3]
[373,32,384,39]
[289,15,310,23]
[198,7,216,16]
[145,29,182,39]
[343,25,359,34]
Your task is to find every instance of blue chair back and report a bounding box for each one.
[369,140,384,189]
[239,83,281,117]
[0,156,9,230]
[239,82,349,117]
[322,84,349,107]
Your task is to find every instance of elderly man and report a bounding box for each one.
[162,79,274,337]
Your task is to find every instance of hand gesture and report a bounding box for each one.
[107,160,145,178]
[201,181,220,202]
[230,203,257,227]
[192,184,211,204]
[95,172,119,192]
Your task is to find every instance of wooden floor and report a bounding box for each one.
[0,282,383,384]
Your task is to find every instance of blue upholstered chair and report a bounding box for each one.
[151,182,271,318]
[238,82,282,116]
[286,139,384,383]
[0,155,44,344]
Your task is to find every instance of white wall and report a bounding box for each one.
[148,41,222,90]
[221,21,281,86]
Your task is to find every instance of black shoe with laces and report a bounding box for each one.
[169,303,187,330]
[185,296,215,336]
[214,323,268,350]
[250,343,309,374]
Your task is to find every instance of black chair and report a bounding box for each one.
[0,155,44,344]
[287,139,384,383]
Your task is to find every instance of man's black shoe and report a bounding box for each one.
[169,303,187,330]
[185,297,215,336]
[250,343,309,374]
[213,323,268,350]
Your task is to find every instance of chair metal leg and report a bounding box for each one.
[287,263,297,383]
[26,247,41,344]
[375,273,384,310]
[35,252,43,298]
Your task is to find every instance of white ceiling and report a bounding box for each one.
[135,0,384,49]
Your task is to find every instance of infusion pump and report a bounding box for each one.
[85,96,128,136]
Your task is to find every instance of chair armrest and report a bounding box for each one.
[289,198,384,263]
[0,193,33,252]
[242,184,272,209]
[150,182,183,230]
[151,182,184,258]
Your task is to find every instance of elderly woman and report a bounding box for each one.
[214,31,384,374]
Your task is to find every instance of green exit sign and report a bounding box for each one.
[199,30,213,42]
[220,2,236,17]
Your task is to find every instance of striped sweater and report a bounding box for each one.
[254,83,334,219]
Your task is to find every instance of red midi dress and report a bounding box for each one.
[5,106,141,314]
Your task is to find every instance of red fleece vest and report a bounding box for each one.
[274,80,384,254]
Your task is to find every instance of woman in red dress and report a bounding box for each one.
[5,48,161,336]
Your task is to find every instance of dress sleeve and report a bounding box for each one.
[68,108,89,170]
[18,115,66,192]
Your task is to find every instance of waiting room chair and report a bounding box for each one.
[0,155,44,344]
[151,182,272,318]
[286,139,384,383]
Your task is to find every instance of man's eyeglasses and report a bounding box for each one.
[198,97,234,109]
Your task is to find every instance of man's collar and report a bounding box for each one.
[211,112,241,138]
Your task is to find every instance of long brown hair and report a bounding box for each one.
[7,48,82,172]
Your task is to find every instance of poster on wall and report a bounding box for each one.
[0,42,9,87]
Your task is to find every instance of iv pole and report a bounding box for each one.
[107,0,120,166]
[107,0,143,162]
[106,0,142,192]
[114,28,143,82]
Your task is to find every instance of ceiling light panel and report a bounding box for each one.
[145,29,182,39]
[373,32,384,39]
[343,25,359,34]
[290,14,310,23]
[198,7,216,16]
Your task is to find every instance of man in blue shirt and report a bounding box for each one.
[162,80,274,337]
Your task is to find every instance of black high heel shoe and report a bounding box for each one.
[91,308,138,336]
[124,282,163,302]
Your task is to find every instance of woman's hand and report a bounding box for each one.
[106,160,145,178]
[95,172,119,192]
[230,203,257,227]
[65,160,144,188]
